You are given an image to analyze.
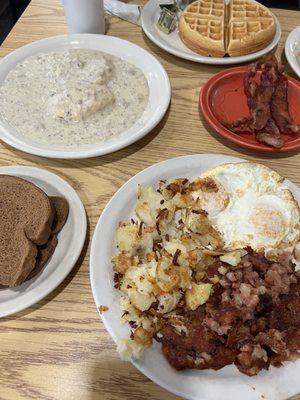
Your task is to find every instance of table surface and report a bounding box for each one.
[0,1,300,399]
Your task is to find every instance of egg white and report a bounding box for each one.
[193,163,300,253]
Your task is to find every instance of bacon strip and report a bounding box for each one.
[225,55,300,148]
[271,74,300,135]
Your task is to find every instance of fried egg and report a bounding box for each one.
[190,163,300,253]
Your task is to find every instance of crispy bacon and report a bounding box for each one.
[225,55,299,148]
[271,74,300,134]
[255,119,283,149]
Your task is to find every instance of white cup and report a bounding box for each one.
[62,0,105,34]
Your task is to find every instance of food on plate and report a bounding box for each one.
[179,0,226,57]
[179,0,276,57]
[50,196,69,234]
[0,176,69,287]
[111,162,300,375]
[158,255,300,375]
[225,55,300,148]
[227,0,275,57]
[0,49,149,147]
[29,196,69,279]
[198,162,300,253]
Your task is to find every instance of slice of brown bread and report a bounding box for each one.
[27,234,59,280]
[0,175,54,287]
[27,196,69,280]
[50,196,69,234]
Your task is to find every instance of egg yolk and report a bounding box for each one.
[248,206,287,241]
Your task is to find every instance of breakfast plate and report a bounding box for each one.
[0,166,86,317]
[90,154,300,400]
[199,66,300,152]
[285,26,300,79]
[141,0,281,65]
[0,34,170,159]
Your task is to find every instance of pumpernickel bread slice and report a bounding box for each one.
[27,196,69,280]
[28,235,59,279]
[0,175,54,287]
[50,196,69,234]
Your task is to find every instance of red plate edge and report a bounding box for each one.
[199,66,300,153]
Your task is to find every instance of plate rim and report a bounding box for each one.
[199,66,300,152]
[141,0,281,65]
[285,26,300,79]
[0,33,171,159]
[89,153,300,400]
[0,165,87,317]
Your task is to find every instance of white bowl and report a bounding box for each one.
[285,26,300,79]
[90,154,300,400]
[0,34,171,159]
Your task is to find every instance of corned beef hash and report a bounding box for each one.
[112,162,300,376]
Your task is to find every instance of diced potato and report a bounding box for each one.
[220,249,247,266]
[117,339,144,361]
[169,192,190,209]
[128,288,155,312]
[135,186,164,225]
[133,326,152,346]
[120,296,140,322]
[125,262,157,296]
[218,265,227,275]
[194,270,206,282]
[156,292,182,314]
[164,241,187,258]
[112,252,138,274]
[136,231,154,258]
[156,262,180,293]
[117,223,139,253]
[184,211,207,234]
[135,202,154,226]
[156,206,175,234]
[116,223,154,257]
[185,282,212,310]
[159,178,189,200]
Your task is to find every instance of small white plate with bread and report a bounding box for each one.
[141,0,281,65]
[0,166,87,317]
[285,26,300,79]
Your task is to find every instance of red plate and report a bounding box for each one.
[199,66,300,152]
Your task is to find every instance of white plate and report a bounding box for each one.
[285,26,300,79]
[141,0,281,65]
[90,154,300,400]
[0,166,87,317]
[0,34,171,159]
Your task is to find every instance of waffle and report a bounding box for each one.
[179,0,276,57]
[227,0,276,56]
[179,0,226,57]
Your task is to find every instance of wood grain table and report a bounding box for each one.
[0,1,299,399]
